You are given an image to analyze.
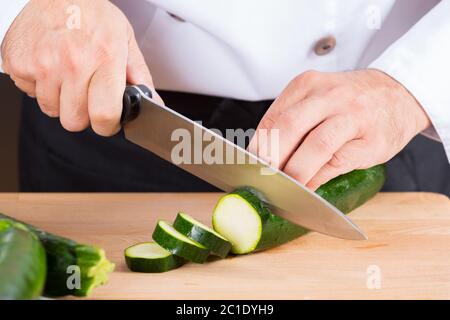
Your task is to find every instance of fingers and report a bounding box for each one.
[35,78,61,118]
[2,0,153,137]
[126,35,154,89]
[254,71,320,131]
[306,139,369,190]
[126,33,164,105]
[10,76,36,98]
[283,115,360,185]
[267,97,335,168]
[88,58,127,136]
[248,71,321,156]
[59,75,90,132]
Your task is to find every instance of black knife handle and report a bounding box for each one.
[121,85,152,125]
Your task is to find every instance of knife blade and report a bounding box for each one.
[121,85,367,240]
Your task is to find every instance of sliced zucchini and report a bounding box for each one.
[213,165,386,254]
[0,220,47,300]
[212,188,308,254]
[152,220,209,263]
[0,213,115,297]
[125,242,186,273]
[173,212,231,258]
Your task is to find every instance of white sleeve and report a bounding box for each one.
[0,0,30,72]
[369,0,450,163]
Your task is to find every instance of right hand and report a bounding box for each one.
[1,0,161,136]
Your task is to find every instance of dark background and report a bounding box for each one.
[0,74,21,191]
[1,73,449,195]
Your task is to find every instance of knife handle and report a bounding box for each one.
[121,85,152,125]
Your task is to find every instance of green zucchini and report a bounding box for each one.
[153,220,210,263]
[0,214,115,297]
[315,165,386,214]
[125,242,186,273]
[212,165,385,254]
[0,220,46,300]
[173,212,231,258]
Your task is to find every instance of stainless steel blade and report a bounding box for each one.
[124,88,367,240]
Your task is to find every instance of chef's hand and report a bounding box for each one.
[1,0,161,136]
[248,69,431,190]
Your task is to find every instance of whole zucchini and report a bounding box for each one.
[0,214,115,297]
[0,220,46,299]
[213,165,386,254]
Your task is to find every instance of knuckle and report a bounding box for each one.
[90,109,119,133]
[61,118,88,132]
[314,131,335,154]
[61,107,89,132]
[260,114,277,129]
[34,59,51,80]
[296,70,320,84]
[285,167,307,185]
[33,46,56,78]
[40,105,59,118]
[95,42,116,62]
[329,150,349,169]
[277,110,297,128]
[37,95,59,117]
[5,58,25,77]
[329,86,352,101]
[12,80,27,92]
[61,51,82,75]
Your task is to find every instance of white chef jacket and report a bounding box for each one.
[1,0,449,161]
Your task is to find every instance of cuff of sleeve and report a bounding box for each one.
[422,127,441,142]
[0,0,30,73]
[369,52,450,163]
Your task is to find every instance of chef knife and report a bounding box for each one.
[121,85,367,240]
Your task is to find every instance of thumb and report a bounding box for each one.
[127,34,164,105]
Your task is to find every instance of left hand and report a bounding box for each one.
[248,69,431,190]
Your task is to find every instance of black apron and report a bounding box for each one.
[19,92,450,196]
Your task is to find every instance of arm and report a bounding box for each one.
[1,0,162,136]
[370,0,450,160]
[249,3,450,190]
[0,1,30,72]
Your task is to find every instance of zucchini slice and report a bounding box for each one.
[125,242,186,273]
[213,165,386,254]
[152,220,210,263]
[0,214,115,297]
[212,188,308,254]
[173,212,231,258]
[0,220,46,300]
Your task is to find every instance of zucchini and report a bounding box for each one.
[173,212,231,258]
[152,220,210,263]
[125,242,186,273]
[0,220,46,300]
[316,165,386,214]
[212,165,385,254]
[0,214,115,297]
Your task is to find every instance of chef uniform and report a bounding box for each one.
[0,0,449,194]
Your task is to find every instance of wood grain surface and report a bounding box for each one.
[0,192,449,300]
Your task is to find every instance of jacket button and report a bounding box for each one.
[314,36,336,56]
[167,12,186,23]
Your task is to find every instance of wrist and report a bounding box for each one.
[369,68,432,135]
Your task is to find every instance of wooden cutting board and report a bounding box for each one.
[0,192,449,300]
